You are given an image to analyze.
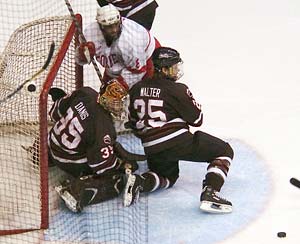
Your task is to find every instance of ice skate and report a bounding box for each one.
[200,186,232,213]
[123,174,144,207]
[55,180,82,213]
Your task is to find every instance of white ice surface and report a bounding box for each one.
[151,1,300,243]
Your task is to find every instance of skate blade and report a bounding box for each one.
[123,174,136,207]
[200,201,232,214]
[55,186,80,213]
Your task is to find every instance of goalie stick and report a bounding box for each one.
[64,0,103,83]
[290,177,300,189]
[0,42,55,104]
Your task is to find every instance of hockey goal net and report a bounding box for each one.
[0,1,148,244]
[0,14,81,235]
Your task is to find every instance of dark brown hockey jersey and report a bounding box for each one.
[48,87,118,174]
[97,0,158,18]
[128,77,203,154]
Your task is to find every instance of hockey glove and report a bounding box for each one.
[49,87,67,102]
[75,41,96,65]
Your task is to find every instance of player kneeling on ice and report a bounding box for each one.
[48,83,145,213]
[124,47,234,214]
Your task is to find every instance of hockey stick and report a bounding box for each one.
[64,0,103,83]
[114,141,146,162]
[290,177,300,189]
[0,42,55,104]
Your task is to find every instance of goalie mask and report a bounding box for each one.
[152,47,184,81]
[98,79,128,118]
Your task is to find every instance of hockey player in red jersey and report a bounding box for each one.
[76,4,160,92]
[48,84,145,212]
[96,0,158,30]
[124,47,234,213]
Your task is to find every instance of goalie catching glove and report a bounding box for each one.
[75,41,96,65]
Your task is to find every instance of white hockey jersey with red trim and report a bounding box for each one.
[84,17,155,88]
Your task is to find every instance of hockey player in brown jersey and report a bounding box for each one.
[124,47,235,213]
[48,83,145,212]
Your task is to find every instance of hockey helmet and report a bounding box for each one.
[98,79,128,119]
[152,47,182,69]
[96,4,121,26]
[152,47,184,80]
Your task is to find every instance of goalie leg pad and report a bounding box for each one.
[56,172,125,212]
[81,173,125,206]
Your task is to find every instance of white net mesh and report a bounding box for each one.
[0,15,76,232]
[0,1,147,244]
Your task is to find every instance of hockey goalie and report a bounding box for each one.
[47,85,145,212]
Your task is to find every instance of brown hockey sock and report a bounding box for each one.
[141,171,170,193]
[204,158,231,191]
[203,173,224,192]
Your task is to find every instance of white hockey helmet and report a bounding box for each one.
[96,4,121,26]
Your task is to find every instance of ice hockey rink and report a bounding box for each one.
[149,1,300,243]
[1,0,300,243]
[153,1,300,243]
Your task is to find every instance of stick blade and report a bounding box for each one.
[42,41,55,69]
[290,177,300,189]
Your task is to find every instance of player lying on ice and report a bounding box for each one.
[47,83,145,213]
[123,47,235,214]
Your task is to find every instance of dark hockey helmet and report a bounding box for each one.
[152,47,183,80]
[152,47,182,69]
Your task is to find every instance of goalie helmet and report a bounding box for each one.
[96,4,121,26]
[98,79,128,119]
[152,47,184,81]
